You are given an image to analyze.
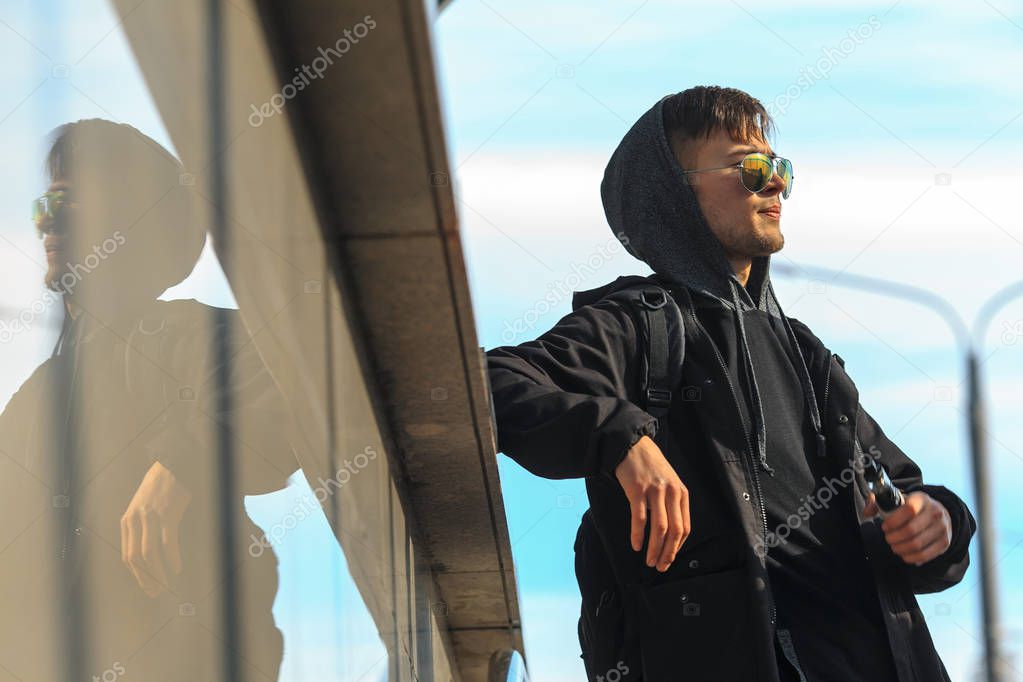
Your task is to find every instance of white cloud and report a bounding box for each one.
[461,150,1023,351]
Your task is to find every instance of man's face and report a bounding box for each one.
[35,178,74,291]
[670,127,786,260]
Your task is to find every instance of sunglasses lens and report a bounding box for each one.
[740,154,773,193]
[31,192,71,237]
[32,191,71,230]
[778,158,793,199]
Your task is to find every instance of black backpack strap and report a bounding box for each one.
[605,281,688,423]
[637,287,675,421]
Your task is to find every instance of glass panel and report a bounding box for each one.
[0,1,456,680]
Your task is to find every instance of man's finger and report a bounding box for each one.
[885,511,931,545]
[899,528,948,565]
[120,515,131,567]
[630,495,647,553]
[890,522,946,559]
[141,511,169,593]
[680,485,691,542]
[656,486,685,571]
[881,494,925,533]
[123,513,158,595]
[862,492,879,518]
[163,522,182,576]
[122,513,139,572]
[645,486,668,568]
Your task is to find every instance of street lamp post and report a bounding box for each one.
[968,280,1023,682]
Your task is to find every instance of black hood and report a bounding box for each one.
[596,94,823,475]
[600,94,780,315]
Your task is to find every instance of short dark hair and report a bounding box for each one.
[662,86,775,164]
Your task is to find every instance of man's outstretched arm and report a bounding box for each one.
[486,298,655,480]
[121,305,299,597]
[487,298,691,572]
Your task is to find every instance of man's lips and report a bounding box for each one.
[759,206,781,218]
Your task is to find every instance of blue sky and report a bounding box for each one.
[433,1,1023,680]
[0,1,1021,680]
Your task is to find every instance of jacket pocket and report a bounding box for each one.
[579,587,631,681]
[576,512,635,680]
[630,566,755,682]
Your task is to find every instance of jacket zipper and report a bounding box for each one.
[821,351,833,427]
[682,300,775,625]
[58,321,83,564]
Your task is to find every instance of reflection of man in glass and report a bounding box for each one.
[0,119,298,680]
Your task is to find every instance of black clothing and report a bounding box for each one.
[487,94,976,682]
[698,294,900,682]
[488,275,976,681]
[0,300,297,681]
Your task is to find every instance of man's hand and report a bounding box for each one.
[121,461,192,597]
[615,435,691,572]
[863,491,952,566]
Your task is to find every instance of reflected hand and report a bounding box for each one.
[615,435,691,572]
[864,491,952,566]
[121,461,192,597]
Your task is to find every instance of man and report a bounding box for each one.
[0,119,298,680]
[486,86,976,681]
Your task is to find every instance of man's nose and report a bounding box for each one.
[759,169,785,196]
[37,211,70,236]
[37,217,57,236]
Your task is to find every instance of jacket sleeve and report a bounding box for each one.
[131,305,299,496]
[853,394,976,594]
[485,298,658,480]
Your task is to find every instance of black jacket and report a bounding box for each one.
[487,278,975,681]
[485,94,976,682]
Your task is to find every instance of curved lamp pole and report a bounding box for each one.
[775,261,1021,682]
[967,280,1023,682]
